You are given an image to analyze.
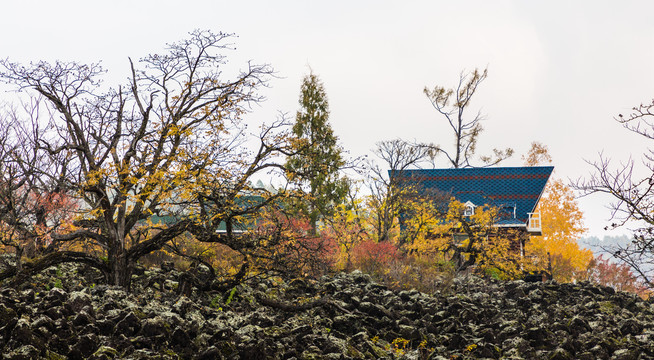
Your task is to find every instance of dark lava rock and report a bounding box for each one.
[568,315,591,336]
[5,345,41,360]
[68,290,92,312]
[89,346,119,360]
[619,318,643,336]
[195,346,223,360]
[96,318,116,336]
[114,312,141,337]
[70,333,99,359]
[0,303,17,324]
[2,264,654,359]
[140,317,169,337]
[171,326,192,347]
[72,309,95,327]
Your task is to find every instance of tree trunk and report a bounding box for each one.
[309,211,318,236]
[109,251,133,289]
[0,251,109,288]
[15,246,23,272]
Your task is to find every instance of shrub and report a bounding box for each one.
[350,240,401,276]
[382,255,455,294]
[347,240,455,294]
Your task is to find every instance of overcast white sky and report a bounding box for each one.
[2,1,654,239]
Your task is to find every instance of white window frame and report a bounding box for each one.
[503,205,516,219]
[463,201,476,217]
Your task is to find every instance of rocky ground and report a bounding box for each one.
[1,264,654,359]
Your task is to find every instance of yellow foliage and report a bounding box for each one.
[528,179,592,282]
[323,200,371,271]
[402,198,450,257]
[521,142,592,281]
[522,141,552,167]
[391,337,410,355]
[403,197,528,279]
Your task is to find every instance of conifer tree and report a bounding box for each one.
[287,72,348,234]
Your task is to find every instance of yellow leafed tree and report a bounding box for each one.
[404,198,528,279]
[523,142,592,282]
[323,198,370,271]
[528,179,592,282]
[0,31,302,290]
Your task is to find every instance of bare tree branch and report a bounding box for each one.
[421,68,513,168]
[573,100,654,288]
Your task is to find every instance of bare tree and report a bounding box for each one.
[0,30,303,290]
[0,99,75,267]
[366,139,431,243]
[421,68,513,168]
[574,99,654,289]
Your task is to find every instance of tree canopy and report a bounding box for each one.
[0,30,302,289]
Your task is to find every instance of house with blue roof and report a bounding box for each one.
[390,166,554,255]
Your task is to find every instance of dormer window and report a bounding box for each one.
[502,205,516,219]
[464,201,476,216]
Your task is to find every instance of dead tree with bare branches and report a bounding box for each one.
[420,68,513,168]
[574,99,654,289]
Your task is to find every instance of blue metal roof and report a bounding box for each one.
[390,166,554,225]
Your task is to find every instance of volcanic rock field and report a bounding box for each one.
[1,265,654,359]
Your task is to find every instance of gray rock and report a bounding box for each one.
[3,264,654,359]
[140,317,169,337]
[5,345,40,360]
[114,312,141,337]
[69,290,92,312]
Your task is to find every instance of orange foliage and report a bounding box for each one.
[523,142,592,282]
[140,233,244,278]
[528,179,593,282]
[522,141,552,167]
[0,188,81,256]
[350,240,402,274]
[586,255,651,298]
[321,204,364,270]
[252,212,337,277]
[141,212,339,279]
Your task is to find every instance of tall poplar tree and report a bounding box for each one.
[287,72,348,234]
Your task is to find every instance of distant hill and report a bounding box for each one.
[579,234,632,256]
